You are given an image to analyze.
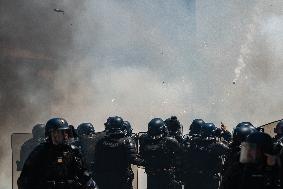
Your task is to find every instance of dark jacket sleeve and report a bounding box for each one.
[71,145,92,187]
[17,144,46,189]
[125,137,145,166]
[138,134,146,159]
[220,161,242,189]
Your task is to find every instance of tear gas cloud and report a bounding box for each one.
[1,0,283,188]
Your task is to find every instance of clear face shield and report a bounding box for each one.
[240,142,277,166]
[50,129,71,145]
[240,142,260,164]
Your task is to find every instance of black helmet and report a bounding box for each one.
[77,123,95,137]
[233,122,257,145]
[165,116,181,134]
[45,118,69,137]
[189,119,205,135]
[148,118,166,138]
[105,116,124,135]
[202,123,216,137]
[45,118,70,145]
[32,124,45,139]
[240,132,274,164]
[123,121,133,137]
[235,122,254,128]
[222,131,232,142]
[274,120,283,136]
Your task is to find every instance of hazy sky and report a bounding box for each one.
[1,0,283,188]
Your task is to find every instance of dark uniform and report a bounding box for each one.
[17,118,94,189]
[76,123,97,173]
[139,118,183,189]
[17,124,45,171]
[221,132,279,189]
[93,116,144,189]
[183,122,228,189]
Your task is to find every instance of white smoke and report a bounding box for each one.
[1,1,283,189]
[233,2,263,84]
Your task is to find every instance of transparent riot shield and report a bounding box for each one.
[11,133,32,189]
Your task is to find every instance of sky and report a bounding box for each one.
[0,0,283,188]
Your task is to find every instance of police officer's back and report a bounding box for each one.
[182,119,205,184]
[183,122,228,189]
[93,116,143,189]
[17,118,93,189]
[139,118,183,189]
[76,123,96,172]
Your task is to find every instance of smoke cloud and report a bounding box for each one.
[1,0,283,188]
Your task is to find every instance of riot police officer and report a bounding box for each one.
[224,122,258,171]
[17,123,45,171]
[165,116,185,144]
[221,132,279,189]
[231,122,257,152]
[183,122,228,189]
[17,118,94,189]
[272,120,283,188]
[273,120,283,154]
[139,118,183,189]
[76,123,97,173]
[93,116,144,189]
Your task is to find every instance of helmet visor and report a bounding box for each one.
[240,142,261,164]
[51,129,71,145]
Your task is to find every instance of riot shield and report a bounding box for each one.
[11,133,32,189]
[260,120,281,137]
